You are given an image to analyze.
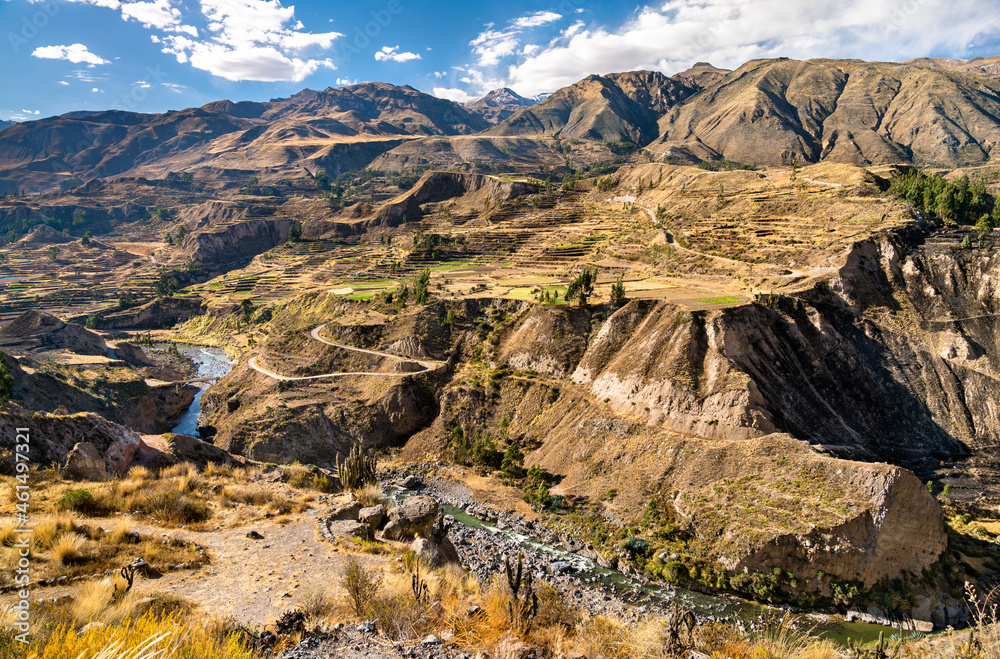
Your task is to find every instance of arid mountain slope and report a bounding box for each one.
[487,71,695,144]
[904,55,1000,81]
[0,83,488,193]
[652,58,1000,167]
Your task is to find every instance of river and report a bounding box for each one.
[168,344,234,438]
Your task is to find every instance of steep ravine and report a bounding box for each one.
[545,231,1000,497]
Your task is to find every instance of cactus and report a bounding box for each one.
[336,445,377,491]
[411,571,429,604]
[504,552,538,636]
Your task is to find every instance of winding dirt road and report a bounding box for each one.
[247,323,442,381]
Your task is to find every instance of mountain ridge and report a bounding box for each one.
[3,55,1000,193]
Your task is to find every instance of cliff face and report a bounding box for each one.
[664,435,946,589]
[186,218,293,266]
[549,231,1000,486]
[369,171,537,228]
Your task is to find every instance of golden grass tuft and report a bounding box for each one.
[159,462,197,479]
[176,471,205,493]
[221,485,273,506]
[0,519,17,547]
[202,461,232,478]
[107,515,137,545]
[354,483,384,507]
[33,514,77,551]
[51,533,86,566]
[126,465,153,482]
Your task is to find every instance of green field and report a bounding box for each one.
[695,296,741,305]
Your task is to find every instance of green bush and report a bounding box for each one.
[57,489,98,515]
[311,474,335,493]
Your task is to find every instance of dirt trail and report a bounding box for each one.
[248,323,443,381]
[4,512,379,627]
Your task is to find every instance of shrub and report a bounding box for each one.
[57,489,98,516]
[128,490,209,524]
[311,474,335,493]
[340,558,382,617]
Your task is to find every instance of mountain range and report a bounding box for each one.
[2,55,1000,193]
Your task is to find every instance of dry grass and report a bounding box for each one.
[106,514,136,544]
[33,514,77,551]
[354,483,385,508]
[51,533,86,565]
[126,465,153,482]
[25,609,259,659]
[221,484,273,506]
[202,461,233,478]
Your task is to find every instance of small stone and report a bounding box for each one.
[246,530,264,540]
[422,634,440,645]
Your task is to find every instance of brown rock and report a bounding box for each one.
[62,442,108,481]
[411,536,460,568]
[358,506,383,530]
[383,495,438,540]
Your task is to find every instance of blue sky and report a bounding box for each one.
[2,0,1000,122]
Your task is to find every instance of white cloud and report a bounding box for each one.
[433,71,446,78]
[120,0,181,29]
[505,0,1000,96]
[32,44,109,65]
[91,87,102,92]
[513,11,561,28]
[374,45,421,63]
[433,87,474,103]
[27,0,122,8]
[470,26,521,67]
[58,80,70,86]
[20,109,39,115]
[335,77,356,86]
[157,0,342,81]
[469,9,564,70]
[168,41,333,81]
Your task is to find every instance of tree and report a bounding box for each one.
[610,274,627,308]
[81,230,93,247]
[288,221,303,242]
[413,269,431,305]
[976,214,993,247]
[0,350,13,406]
[154,272,179,297]
[118,291,137,309]
[46,246,60,261]
[240,298,255,324]
[501,441,524,480]
[72,209,86,228]
[176,224,189,243]
[565,267,598,306]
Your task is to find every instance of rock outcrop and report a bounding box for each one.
[186,218,293,266]
[369,171,537,228]
[62,442,108,481]
[0,310,107,356]
[383,495,438,540]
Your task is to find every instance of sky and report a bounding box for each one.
[1,0,1000,122]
